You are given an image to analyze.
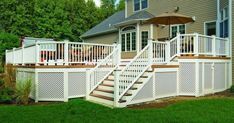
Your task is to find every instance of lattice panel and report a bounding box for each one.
[179,62,196,95]
[68,72,86,98]
[132,77,153,101]
[16,70,36,99]
[214,63,225,92]
[155,72,177,98]
[38,72,64,100]
[204,63,212,93]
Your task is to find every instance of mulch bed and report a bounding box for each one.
[128,90,234,109]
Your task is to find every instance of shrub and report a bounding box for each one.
[230,85,234,93]
[15,79,32,105]
[0,87,15,104]
[0,32,20,61]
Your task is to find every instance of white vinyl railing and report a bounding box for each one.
[86,44,121,97]
[6,41,116,65]
[152,41,167,63]
[152,33,230,63]
[115,41,153,102]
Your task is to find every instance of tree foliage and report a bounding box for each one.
[0,0,124,42]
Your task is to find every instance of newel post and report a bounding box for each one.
[212,35,216,57]
[194,33,199,56]
[225,38,230,57]
[22,44,25,65]
[12,48,16,65]
[177,33,181,56]
[166,41,170,63]
[64,40,69,65]
[148,39,153,65]
[35,41,40,66]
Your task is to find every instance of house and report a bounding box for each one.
[5,0,233,107]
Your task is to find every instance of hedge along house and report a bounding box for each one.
[5,0,233,107]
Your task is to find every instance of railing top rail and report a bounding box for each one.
[180,34,196,36]
[215,37,228,41]
[197,34,213,38]
[38,41,115,47]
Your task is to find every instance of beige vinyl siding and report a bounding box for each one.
[151,0,217,39]
[83,32,118,44]
[126,0,217,39]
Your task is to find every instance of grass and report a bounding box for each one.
[0,98,234,123]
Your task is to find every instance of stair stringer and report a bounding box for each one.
[119,71,154,107]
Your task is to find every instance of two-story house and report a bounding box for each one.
[81,0,233,79]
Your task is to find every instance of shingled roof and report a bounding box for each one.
[81,10,155,38]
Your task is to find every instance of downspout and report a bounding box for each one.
[216,0,220,36]
[229,0,232,85]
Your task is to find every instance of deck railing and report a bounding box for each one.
[152,33,230,63]
[6,41,116,65]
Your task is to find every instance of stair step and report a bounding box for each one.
[101,84,114,87]
[145,70,153,72]
[98,85,114,91]
[93,90,114,98]
[140,76,148,78]
[130,87,137,90]
[135,81,143,84]
[96,88,114,94]
[103,80,114,85]
[90,93,114,101]
[119,99,126,103]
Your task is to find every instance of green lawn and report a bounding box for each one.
[1,98,234,123]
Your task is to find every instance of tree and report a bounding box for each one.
[116,0,125,11]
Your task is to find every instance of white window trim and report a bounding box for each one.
[204,20,217,35]
[170,24,186,38]
[133,0,149,12]
[220,6,229,38]
[141,30,149,50]
[121,26,137,52]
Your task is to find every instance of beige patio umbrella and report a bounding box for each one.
[147,12,194,39]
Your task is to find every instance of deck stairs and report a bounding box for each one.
[89,61,155,107]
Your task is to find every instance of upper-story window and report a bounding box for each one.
[134,0,148,11]
[220,6,229,38]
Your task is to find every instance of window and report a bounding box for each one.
[121,26,136,52]
[134,0,148,11]
[220,7,229,38]
[171,25,186,38]
[141,31,148,49]
[205,21,216,36]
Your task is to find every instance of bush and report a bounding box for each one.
[0,32,20,61]
[15,79,32,105]
[230,85,234,93]
[0,87,15,104]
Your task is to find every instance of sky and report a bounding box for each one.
[93,0,120,7]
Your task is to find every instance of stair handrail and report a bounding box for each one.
[116,40,153,101]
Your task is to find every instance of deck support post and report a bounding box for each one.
[86,69,91,100]
[64,71,68,102]
[114,70,120,107]
[195,61,200,97]
[35,70,39,103]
